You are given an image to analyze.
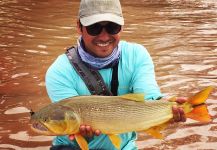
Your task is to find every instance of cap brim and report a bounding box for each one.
[80,13,124,26]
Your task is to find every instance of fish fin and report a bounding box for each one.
[64,112,80,134]
[186,104,212,123]
[188,86,213,105]
[144,122,169,139]
[75,134,88,150]
[168,96,177,102]
[119,93,144,102]
[108,134,121,150]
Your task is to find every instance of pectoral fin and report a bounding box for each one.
[144,122,169,139]
[75,134,88,150]
[108,134,121,150]
[145,127,163,139]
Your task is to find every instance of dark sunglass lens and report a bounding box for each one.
[86,23,102,36]
[106,23,121,35]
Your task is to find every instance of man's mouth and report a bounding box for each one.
[96,40,113,47]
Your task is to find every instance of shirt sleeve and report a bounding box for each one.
[130,44,162,100]
[45,54,79,102]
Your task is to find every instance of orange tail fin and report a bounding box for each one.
[188,86,213,105]
[186,86,213,123]
[186,104,211,122]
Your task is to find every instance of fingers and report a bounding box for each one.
[172,106,186,122]
[94,129,101,136]
[85,125,93,138]
[68,134,75,141]
[175,97,187,104]
[171,97,187,123]
[69,125,100,141]
[79,125,88,137]
[79,125,101,138]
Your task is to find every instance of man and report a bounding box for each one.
[46,0,186,149]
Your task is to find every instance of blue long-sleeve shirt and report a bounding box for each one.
[45,40,162,149]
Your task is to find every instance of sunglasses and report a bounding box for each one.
[82,22,122,36]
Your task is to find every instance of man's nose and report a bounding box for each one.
[97,28,110,40]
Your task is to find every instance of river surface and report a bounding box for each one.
[0,0,217,149]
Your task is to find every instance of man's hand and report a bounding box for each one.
[172,97,187,122]
[69,125,101,141]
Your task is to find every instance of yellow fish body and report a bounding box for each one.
[30,86,213,150]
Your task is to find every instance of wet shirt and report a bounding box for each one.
[45,40,162,150]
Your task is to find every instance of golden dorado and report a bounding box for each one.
[30,86,213,150]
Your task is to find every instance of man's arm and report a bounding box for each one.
[45,54,79,102]
[130,44,186,122]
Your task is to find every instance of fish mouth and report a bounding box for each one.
[31,122,48,132]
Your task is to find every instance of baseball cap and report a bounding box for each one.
[78,0,124,26]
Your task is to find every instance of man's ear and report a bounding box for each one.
[77,20,82,34]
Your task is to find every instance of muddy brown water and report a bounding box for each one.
[0,0,217,149]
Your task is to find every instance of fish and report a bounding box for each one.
[30,86,213,150]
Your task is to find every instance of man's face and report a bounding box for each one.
[77,21,122,58]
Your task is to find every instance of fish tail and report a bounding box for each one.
[186,86,213,122]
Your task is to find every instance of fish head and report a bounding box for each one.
[30,104,80,135]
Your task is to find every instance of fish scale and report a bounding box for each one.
[31,86,213,150]
[31,86,213,136]
[57,96,175,134]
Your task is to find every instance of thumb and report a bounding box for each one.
[68,134,75,141]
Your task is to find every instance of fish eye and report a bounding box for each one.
[43,118,48,122]
[30,109,35,116]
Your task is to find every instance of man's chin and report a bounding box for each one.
[98,52,112,58]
